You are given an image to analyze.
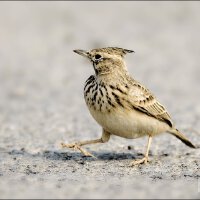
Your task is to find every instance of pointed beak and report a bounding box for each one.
[73,49,89,58]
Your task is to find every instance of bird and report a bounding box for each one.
[61,47,196,165]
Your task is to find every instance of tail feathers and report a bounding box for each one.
[168,129,196,149]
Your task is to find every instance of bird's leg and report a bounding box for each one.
[61,139,101,158]
[130,135,152,166]
[61,130,110,158]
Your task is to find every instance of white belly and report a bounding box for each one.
[88,107,169,139]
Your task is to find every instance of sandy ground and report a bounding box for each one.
[0,2,200,199]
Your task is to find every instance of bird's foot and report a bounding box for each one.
[129,156,149,166]
[61,142,96,158]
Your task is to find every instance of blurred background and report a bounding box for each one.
[0,1,200,199]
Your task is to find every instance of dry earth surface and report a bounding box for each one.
[0,2,200,199]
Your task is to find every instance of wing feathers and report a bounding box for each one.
[127,81,173,127]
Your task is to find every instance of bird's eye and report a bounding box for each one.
[95,54,102,60]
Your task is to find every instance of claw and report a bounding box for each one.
[129,156,149,166]
[61,142,97,159]
[61,142,76,148]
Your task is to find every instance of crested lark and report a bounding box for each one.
[61,47,196,165]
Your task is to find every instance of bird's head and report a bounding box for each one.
[73,47,134,76]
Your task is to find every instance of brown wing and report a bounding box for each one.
[128,82,173,127]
